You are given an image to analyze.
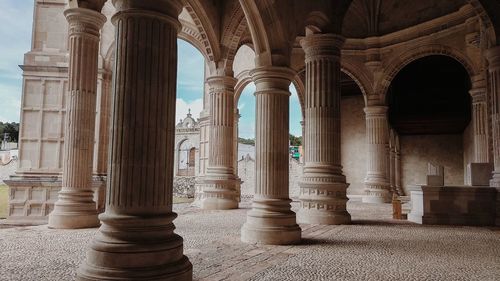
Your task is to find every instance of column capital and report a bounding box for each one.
[364,106,388,116]
[112,0,183,16]
[469,87,487,102]
[111,1,182,31]
[250,66,296,94]
[64,8,107,37]
[300,33,345,61]
[206,76,237,91]
[486,46,500,70]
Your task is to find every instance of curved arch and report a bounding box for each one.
[469,0,499,44]
[340,62,372,105]
[178,20,211,61]
[294,63,372,108]
[378,44,478,103]
[234,70,253,107]
[239,0,271,66]
[219,5,248,75]
[183,0,221,62]
[292,71,306,119]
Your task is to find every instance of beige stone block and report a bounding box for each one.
[467,163,493,186]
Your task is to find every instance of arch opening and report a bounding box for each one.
[386,55,473,194]
[387,55,472,135]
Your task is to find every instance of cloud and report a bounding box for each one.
[176,98,204,123]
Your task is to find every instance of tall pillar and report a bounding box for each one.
[389,129,397,194]
[94,72,112,176]
[199,76,239,209]
[77,1,192,280]
[363,106,391,203]
[297,34,351,224]
[395,134,403,195]
[241,66,301,245]
[470,78,489,163]
[48,8,106,229]
[488,46,500,187]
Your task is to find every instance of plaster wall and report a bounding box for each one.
[341,95,367,195]
[400,134,464,194]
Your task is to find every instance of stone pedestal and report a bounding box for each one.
[77,2,192,280]
[48,8,106,229]
[241,67,301,245]
[408,185,496,226]
[363,106,391,203]
[297,34,351,225]
[199,76,239,210]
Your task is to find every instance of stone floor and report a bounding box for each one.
[0,201,499,281]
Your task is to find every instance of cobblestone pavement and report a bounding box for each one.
[0,201,499,281]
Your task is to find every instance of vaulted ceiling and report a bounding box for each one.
[342,0,467,38]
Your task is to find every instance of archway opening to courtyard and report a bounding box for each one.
[235,81,304,201]
[386,55,472,195]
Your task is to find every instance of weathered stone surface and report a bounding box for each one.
[408,185,497,226]
[1,202,499,281]
[174,176,196,198]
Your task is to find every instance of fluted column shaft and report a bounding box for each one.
[297,34,351,224]
[94,72,112,175]
[241,66,301,245]
[77,2,192,280]
[487,46,500,187]
[470,85,489,163]
[199,76,239,209]
[48,8,106,229]
[363,106,391,203]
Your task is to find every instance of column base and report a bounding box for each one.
[48,189,100,229]
[298,179,351,225]
[361,185,391,204]
[198,175,240,210]
[490,171,500,187]
[297,208,351,225]
[77,213,192,281]
[241,198,301,245]
[48,211,100,229]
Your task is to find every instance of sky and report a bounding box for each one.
[178,40,303,139]
[0,0,34,123]
[0,1,302,138]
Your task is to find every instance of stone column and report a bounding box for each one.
[77,1,192,280]
[199,76,239,209]
[363,106,391,203]
[470,80,489,163]
[241,66,301,245]
[389,129,396,194]
[488,46,500,187]
[47,8,106,229]
[234,109,241,201]
[94,72,112,176]
[297,34,351,224]
[395,134,403,195]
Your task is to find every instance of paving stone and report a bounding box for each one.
[0,201,499,281]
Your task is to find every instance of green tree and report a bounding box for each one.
[0,122,20,143]
[289,134,302,146]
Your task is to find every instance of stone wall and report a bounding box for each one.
[341,95,367,195]
[400,134,464,194]
[238,155,303,200]
[173,176,196,198]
